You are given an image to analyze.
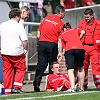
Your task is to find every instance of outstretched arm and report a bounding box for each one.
[60,0,65,8]
[57,38,63,62]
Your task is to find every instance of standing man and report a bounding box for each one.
[0,8,28,94]
[78,8,100,90]
[33,5,65,92]
[19,6,30,27]
[60,0,76,9]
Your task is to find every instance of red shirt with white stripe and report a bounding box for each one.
[46,74,71,91]
[60,28,83,51]
[38,14,64,44]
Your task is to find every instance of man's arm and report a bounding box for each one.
[22,40,28,54]
[80,30,85,40]
[60,0,65,8]
[37,31,41,43]
[86,1,96,6]
[57,38,63,62]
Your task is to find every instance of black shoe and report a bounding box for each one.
[34,86,40,92]
[11,88,24,94]
[33,80,40,92]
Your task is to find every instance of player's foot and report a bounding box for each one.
[78,88,84,92]
[64,88,76,92]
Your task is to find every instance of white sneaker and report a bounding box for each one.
[71,88,76,92]
[78,88,84,92]
[64,88,76,92]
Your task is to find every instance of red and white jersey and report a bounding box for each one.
[45,74,71,91]
[64,0,76,9]
[38,14,64,44]
[60,28,83,51]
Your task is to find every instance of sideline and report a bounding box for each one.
[6,91,99,100]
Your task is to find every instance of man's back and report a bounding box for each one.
[38,14,64,43]
[0,20,27,55]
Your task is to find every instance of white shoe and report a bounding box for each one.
[64,88,76,92]
[78,88,84,92]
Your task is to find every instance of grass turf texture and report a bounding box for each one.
[0,87,100,100]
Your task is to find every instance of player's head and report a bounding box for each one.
[20,6,30,20]
[50,61,60,74]
[9,8,21,22]
[63,22,71,31]
[54,5,65,19]
[84,8,94,23]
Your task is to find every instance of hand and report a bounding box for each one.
[81,30,85,35]
[36,44,38,51]
[80,30,85,40]
[23,49,28,55]
[46,89,54,92]
[57,52,63,62]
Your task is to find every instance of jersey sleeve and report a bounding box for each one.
[63,74,71,88]
[19,25,28,41]
[45,75,51,90]
[60,31,66,49]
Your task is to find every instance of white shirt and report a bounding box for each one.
[0,20,28,55]
[19,19,24,28]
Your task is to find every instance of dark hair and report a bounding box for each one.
[50,61,59,69]
[9,8,21,19]
[54,5,65,14]
[42,8,47,18]
[63,22,71,29]
[20,6,30,12]
[84,8,94,15]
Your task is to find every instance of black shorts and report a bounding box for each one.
[64,49,85,70]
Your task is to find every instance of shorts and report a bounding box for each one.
[64,49,85,70]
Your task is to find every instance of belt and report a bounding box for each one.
[84,44,94,46]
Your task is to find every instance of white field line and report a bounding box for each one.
[6,91,99,100]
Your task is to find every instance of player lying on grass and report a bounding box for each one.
[45,61,71,92]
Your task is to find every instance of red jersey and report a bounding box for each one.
[78,18,100,51]
[64,0,76,9]
[46,74,71,91]
[38,14,64,44]
[82,0,93,7]
[60,28,83,51]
